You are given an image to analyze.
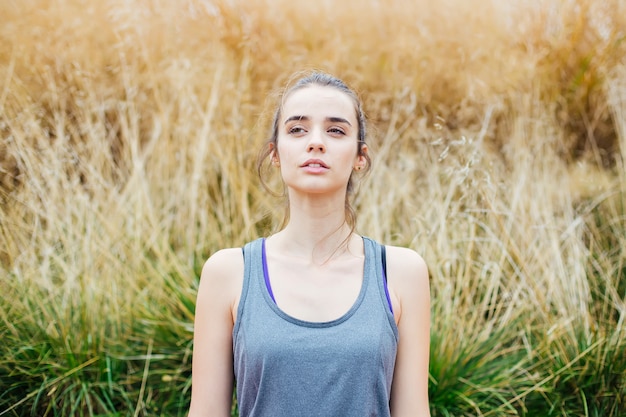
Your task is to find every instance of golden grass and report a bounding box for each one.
[1,0,625,415]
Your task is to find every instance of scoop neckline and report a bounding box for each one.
[259,237,371,328]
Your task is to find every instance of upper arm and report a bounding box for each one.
[386,246,431,417]
[188,248,243,417]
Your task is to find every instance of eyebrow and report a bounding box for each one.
[284,115,352,126]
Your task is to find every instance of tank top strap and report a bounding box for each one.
[362,237,397,332]
[233,238,264,339]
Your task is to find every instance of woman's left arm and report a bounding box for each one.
[387,246,431,417]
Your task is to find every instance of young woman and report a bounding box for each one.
[188,72,431,417]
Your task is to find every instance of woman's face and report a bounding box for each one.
[273,85,367,196]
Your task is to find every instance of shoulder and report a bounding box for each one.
[197,247,245,312]
[383,245,430,322]
[384,245,429,286]
[386,246,429,292]
[201,247,244,277]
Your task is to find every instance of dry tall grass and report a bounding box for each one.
[1,0,625,416]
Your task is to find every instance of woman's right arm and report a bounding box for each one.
[188,248,244,417]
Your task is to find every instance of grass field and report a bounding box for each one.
[1,0,625,415]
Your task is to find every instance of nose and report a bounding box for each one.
[307,128,326,152]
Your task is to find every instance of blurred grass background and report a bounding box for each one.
[0,0,625,415]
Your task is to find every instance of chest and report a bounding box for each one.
[266,256,365,322]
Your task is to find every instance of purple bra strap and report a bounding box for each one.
[261,239,277,303]
[381,245,394,315]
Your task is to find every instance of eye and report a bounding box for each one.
[328,127,346,136]
[288,126,307,135]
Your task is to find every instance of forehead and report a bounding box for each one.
[281,85,357,123]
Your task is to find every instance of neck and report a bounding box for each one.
[271,192,356,264]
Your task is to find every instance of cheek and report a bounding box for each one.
[343,143,361,163]
[276,143,294,164]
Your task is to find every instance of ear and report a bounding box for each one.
[269,144,280,167]
[354,144,368,171]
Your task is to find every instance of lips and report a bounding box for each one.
[301,159,329,168]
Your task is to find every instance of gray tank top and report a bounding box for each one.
[233,237,398,417]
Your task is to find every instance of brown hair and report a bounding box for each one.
[257,71,371,230]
